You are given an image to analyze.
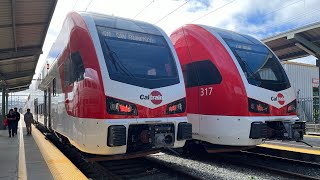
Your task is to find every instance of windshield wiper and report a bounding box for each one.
[109,50,134,77]
[104,42,134,77]
[233,51,260,81]
[242,60,260,80]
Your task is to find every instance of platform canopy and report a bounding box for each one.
[0,0,57,92]
[262,22,320,61]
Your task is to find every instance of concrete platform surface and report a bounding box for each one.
[0,129,18,180]
[0,115,53,180]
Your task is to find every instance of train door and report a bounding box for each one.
[44,90,47,127]
[44,88,51,128]
[34,98,38,123]
[48,87,52,129]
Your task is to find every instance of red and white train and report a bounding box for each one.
[25,12,192,155]
[170,24,305,152]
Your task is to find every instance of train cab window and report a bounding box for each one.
[97,26,179,89]
[183,60,222,88]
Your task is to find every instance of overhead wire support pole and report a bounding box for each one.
[5,92,8,115]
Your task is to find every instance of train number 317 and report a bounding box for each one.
[200,87,213,96]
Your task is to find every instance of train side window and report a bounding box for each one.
[64,57,73,86]
[183,60,222,88]
[71,51,85,82]
[196,60,222,86]
[52,78,57,96]
[38,104,41,114]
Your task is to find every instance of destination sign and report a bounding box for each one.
[226,40,268,53]
[97,26,162,45]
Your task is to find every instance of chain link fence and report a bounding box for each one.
[297,96,319,123]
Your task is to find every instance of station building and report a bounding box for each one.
[282,61,318,123]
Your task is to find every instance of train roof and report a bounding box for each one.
[198,25,263,46]
[80,12,163,36]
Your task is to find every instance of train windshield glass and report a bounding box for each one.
[225,40,290,91]
[97,26,179,89]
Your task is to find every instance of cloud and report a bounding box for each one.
[35,0,320,76]
[187,0,212,12]
[290,55,317,65]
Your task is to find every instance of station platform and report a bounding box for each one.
[256,135,320,156]
[0,116,87,180]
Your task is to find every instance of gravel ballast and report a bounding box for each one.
[149,153,292,180]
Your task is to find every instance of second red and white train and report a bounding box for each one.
[171,24,305,152]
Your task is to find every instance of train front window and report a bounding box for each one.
[226,40,290,91]
[97,26,179,89]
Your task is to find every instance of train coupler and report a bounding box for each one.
[249,120,306,141]
[261,120,305,141]
[282,121,305,141]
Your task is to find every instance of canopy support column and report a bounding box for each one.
[1,87,5,129]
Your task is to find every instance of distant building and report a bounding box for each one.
[282,61,318,122]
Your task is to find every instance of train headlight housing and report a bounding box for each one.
[287,100,296,113]
[248,98,269,114]
[107,97,138,115]
[166,98,186,114]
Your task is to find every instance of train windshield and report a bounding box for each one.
[221,38,290,91]
[97,26,179,89]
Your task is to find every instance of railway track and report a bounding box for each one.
[214,150,320,180]
[36,124,200,180]
[37,123,320,179]
[94,157,201,180]
[163,144,320,180]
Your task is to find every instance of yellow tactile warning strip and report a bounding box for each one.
[305,134,320,138]
[31,125,88,180]
[18,121,27,180]
[258,143,320,155]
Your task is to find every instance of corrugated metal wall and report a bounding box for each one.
[282,62,318,122]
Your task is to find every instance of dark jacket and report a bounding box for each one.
[14,112,20,121]
[6,114,16,123]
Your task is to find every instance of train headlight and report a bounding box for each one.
[166,98,186,114]
[248,98,269,114]
[107,97,138,115]
[287,100,296,113]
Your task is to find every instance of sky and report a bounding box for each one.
[13,0,320,96]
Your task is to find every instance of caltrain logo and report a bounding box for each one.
[140,91,163,105]
[271,93,285,105]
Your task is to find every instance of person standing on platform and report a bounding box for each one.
[24,109,33,135]
[6,109,16,137]
[13,107,20,135]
